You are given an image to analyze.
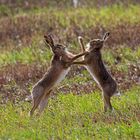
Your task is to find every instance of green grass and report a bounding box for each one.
[102,46,140,72]
[13,5,140,27]
[1,5,140,28]
[0,43,52,67]
[1,4,140,68]
[1,44,140,74]
[0,3,140,140]
[0,86,140,139]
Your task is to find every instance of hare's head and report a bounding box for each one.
[87,32,110,51]
[44,34,67,56]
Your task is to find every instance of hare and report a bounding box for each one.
[29,34,87,116]
[73,32,120,111]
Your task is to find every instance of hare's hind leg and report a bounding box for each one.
[30,95,42,116]
[29,86,44,116]
[103,92,112,112]
[38,90,52,114]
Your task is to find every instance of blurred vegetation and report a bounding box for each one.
[0,0,140,16]
[0,1,140,139]
[0,1,139,101]
[0,5,140,48]
[0,86,140,139]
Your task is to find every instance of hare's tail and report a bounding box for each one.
[114,90,121,96]
[25,95,32,102]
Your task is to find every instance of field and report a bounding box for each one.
[0,1,140,139]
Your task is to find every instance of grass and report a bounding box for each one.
[0,4,140,47]
[1,4,140,23]
[0,86,140,139]
[0,4,140,73]
[1,44,140,71]
[0,3,140,140]
[0,41,51,67]
[13,5,140,26]
[2,5,140,28]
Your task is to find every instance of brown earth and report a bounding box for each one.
[0,14,140,48]
[0,60,139,104]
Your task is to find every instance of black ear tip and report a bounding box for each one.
[106,32,110,36]
[44,35,53,43]
[107,32,110,36]
[44,34,47,39]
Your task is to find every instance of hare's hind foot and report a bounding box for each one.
[29,94,43,117]
[103,93,113,112]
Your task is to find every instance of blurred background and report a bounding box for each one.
[0,0,140,9]
[0,1,140,139]
[0,0,140,103]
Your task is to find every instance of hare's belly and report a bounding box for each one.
[55,68,70,86]
[85,65,99,85]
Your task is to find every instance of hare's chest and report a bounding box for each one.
[85,65,99,85]
[55,68,70,86]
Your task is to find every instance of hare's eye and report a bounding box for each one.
[63,47,66,50]
[97,40,101,44]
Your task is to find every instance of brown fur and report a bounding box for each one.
[73,33,118,111]
[29,34,87,116]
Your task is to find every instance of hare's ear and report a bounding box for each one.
[78,36,85,52]
[44,34,55,50]
[102,32,110,41]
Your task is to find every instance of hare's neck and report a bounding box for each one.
[52,54,60,64]
[91,50,102,58]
